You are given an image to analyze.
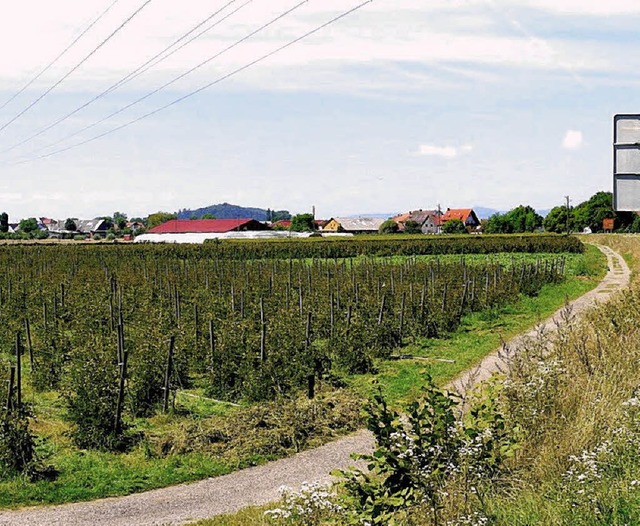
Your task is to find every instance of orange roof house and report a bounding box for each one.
[441,208,480,228]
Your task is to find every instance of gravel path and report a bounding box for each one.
[0,244,629,526]
[449,243,630,395]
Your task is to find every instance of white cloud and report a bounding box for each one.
[562,130,583,150]
[417,144,473,158]
[0,0,625,97]
[519,0,640,16]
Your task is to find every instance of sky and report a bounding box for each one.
[0,0,639,220]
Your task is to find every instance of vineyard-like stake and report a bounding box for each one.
[6,366,15,412]
[441,283,448,312]
[378,293,386,325]
[308,374,315,400]
[329,293,334,337]
[209,320,216,370]
[399,293,406,341]
[114,349,128,434]
[117,323,125,364]
[163,336,175,413]
[15,332,22,408]
[260,298,266,362]
[25,318,34,370]
[194,304,200,350]
[305,311,312,352]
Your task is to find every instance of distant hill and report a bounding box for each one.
[177,203,291,221]
[473,207,502,219]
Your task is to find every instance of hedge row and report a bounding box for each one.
[200,234,584,259]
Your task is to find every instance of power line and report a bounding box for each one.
[14,0,373,165]
[0,0,254,156]
[0,0,121,113]
[15,0,310,157]
[0,0,155,136]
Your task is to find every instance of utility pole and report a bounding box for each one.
[564,195,570,234]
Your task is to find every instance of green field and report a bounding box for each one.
[0,238,606,508]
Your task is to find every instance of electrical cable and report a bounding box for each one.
[0,0,155,135]
[0,0,121,112]
[14,0,373,165]
[16,0,310,156]
[0,0,254,156]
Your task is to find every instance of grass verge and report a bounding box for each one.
[348,244,605,406]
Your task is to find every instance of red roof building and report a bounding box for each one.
[148,219,269,234]
[441,209,480,228]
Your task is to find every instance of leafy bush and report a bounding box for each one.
[64,341,129,451]
[442,219,468,235]
[337,378,517,526]
[0,405,37,480]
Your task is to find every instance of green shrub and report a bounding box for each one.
[0,405,37,480]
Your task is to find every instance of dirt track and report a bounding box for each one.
[0,244,629,526]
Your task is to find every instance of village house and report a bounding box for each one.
[393,209,442,234]
[441,208,481,231]
[323,217,386,234]
[43,218,110,238]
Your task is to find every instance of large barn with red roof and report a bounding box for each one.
[148,219,269,234]
[137,218,313,244]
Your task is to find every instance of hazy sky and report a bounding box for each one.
[0,0,638,220]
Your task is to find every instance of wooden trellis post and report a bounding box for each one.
[163,336,175,414]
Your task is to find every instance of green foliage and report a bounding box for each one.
[379,220,399,234]
[486,205,542,234]
[291,214,316,232]
[201,213,216,220]
[337,378,517,525]
[571,191,637,233]
[18,218,39,234]
[0,404,38,480]
[64,218,77,232]
[201,235,584,259]
[113,212,128,230]
[146,212,177,230]
[402,220,422,235]
[63,340,129,451]
[543,205,573,233]
[271,210,292,222]
[545,192,635,234]
[0,213,8,234]
[0,371,40,480]
[442,219,468,235]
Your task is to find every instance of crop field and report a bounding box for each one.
[0,236,603,507]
